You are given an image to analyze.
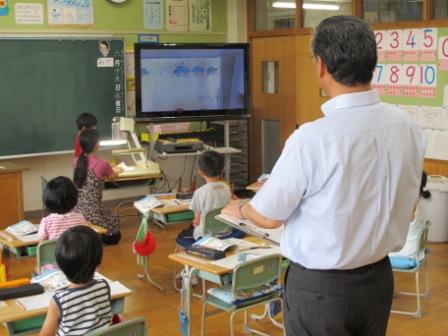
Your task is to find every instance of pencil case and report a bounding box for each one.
[0,283,44,300]
[186,245,225,260]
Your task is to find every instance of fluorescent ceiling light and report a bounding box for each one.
[303,3,340,10]
[273,1,296,8]
[273,2,340,10]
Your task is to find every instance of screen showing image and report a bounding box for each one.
[135,44,247,120]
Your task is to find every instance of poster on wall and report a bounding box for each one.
[0,0,9,16]
[15,3,44,25]
[166,0,188,32]
[373,27,448,161]
[189,0,211,32]
[47,0,94,26]
[144,0,164,30]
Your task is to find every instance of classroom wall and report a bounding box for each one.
[0,0,248,212]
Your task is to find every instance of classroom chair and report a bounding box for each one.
[201,254,284,336]
[37,239,57,271]
[391,220,431,318]
[85,317,147,336]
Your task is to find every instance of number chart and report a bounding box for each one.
[374,28,448,161]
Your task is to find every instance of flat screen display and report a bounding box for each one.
[135,43,248,121]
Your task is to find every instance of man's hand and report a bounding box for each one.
[222,199,244,219]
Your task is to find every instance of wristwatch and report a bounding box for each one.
[238,199,250,219]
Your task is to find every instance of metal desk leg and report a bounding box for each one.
[137,256,165,291]
[180,265,197,336]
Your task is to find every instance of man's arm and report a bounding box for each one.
[221,199,284,229]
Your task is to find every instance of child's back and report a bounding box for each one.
[38,176,86,242]
[54,278,111,335]
[190,181,231,239]
[39,226,111,336]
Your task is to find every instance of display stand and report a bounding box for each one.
[146,119,242,180]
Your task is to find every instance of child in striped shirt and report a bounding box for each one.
[39,226,111,336]
[38,176,86,242]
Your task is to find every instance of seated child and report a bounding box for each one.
[74,113,97,158]
[38,176,86,242]
[389,171,432,265]
[74,129,123,245]
[39,226,111,336]
[176,150,232,247]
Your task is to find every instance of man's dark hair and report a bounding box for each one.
[56,226,103,284]
[198,150,224,178]
[43,176,78,214]
[311,15,377,86]
[76,113,98,130]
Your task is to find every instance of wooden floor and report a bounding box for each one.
[2,206,448,336]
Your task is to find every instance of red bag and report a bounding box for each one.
[133,232,157,256]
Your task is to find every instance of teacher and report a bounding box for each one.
[223,15,425,336]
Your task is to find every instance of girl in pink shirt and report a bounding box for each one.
[38,176,86,241]
[74,129,123,245]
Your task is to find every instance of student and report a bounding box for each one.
[389,171,431,262]
[74,129,122,245]
[39,226,111,336]
[176,150,231,245]
[38,176,86,242]
[74,113,97,158]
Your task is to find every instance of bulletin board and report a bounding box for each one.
[372,28,448,161]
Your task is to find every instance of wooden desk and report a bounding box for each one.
[0,283,131,336]
[0,223,107,257]
[169,239,281,336]
[151,202,193,225]
[116,168,162,182]
[0,162,28,230]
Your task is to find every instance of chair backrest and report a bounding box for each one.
[417,220,431,256]
[203,207,231,235]
[231,254,282,296]
[37,239,58,270]
[85,318,147,336]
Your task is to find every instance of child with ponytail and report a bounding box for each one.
[74,129,123,245]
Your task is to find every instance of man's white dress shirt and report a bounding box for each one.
[251,90,426,269]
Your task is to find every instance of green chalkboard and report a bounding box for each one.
[0,38,125,157]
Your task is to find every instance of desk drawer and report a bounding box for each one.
[166,211,194,222]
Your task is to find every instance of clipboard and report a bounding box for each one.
[215,214,283,246]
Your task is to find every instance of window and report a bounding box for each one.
[433,0,448,19]
[254,0,296,30]
[303,0,352,27]
[363,0,423,23]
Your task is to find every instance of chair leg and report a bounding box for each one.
[242,306,275,336]
[414,271,422,318]
[230,311,236,336]
[423,260,430,299]
[200,302,207,336]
